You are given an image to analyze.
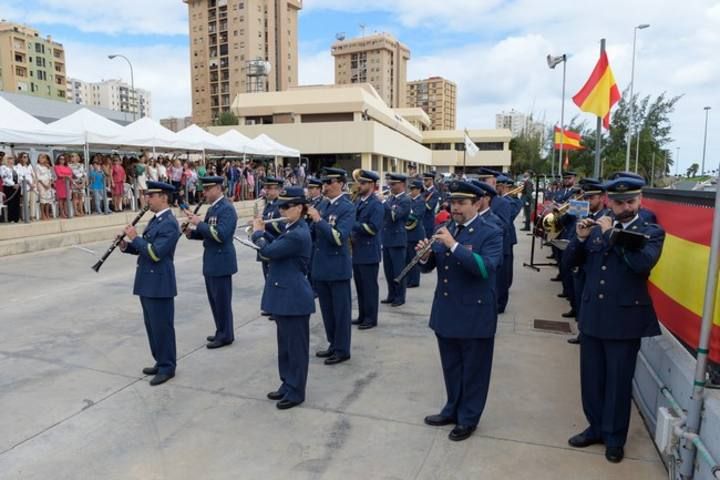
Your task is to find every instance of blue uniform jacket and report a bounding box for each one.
[351,194,384,265]
[188,197,238,276]
[256,198,284,262]
[491,195,515,252]
[564,216,665,340]
[123,209,181,298]
[308,196,329,241]
[407,194,427,243]
[311,195,356,281]
[423,188,440,230]
[382,192,411,247]
[420,215,504,338]
[252,221,316,316]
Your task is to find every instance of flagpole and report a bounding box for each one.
[593,39,605,179]
[559,56,567,176]
[463,128,468,177]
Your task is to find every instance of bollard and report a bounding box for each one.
[21,179,29,224]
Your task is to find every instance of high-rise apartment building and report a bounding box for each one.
[407,76,456,130]
[0,21,67,101]
[331,33,410,109]
[184,0,302,126]
[495,109,545,139]
[67,78,152,118]
[160,116,194,132]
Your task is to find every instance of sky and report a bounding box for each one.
[1,0,718,174]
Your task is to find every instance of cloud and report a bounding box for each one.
[298,48,334,86]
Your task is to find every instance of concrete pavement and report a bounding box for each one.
[0,220,666,479]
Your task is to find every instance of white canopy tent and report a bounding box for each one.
[244,133,300,157]
[0,96,84,146]
[176,124,242,153]
[111,117,200,152]
[48,108,125,146]
[217,129,255,154]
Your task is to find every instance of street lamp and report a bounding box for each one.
[547,53,568,178]
[676,147,680,177]
[702,106,711,176]
[108,54,136,121]
[625,23,651,172]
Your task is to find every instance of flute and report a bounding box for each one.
[180,201,205,234]
[91,206,150,272]
[394,221,451,284]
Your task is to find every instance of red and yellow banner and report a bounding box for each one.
[644,196,720,362]
[572,51,621,129]
[554,127,584,150]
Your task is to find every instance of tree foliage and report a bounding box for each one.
[215,111,239,126]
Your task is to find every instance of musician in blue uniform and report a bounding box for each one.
[565,176,664,463]
[252,187,315,410]
[350,170,385,330]
[606,171,657,223]
[381,173,411,307]
[184,176,238,349]
[120,181,181,386]
[258,176,284,318]
[405,179,427,288]
[418,180,503,442]
[306,176,327,292]
[422,172,441,239]
[564,178,609,344]
[308,168,356,365]
[551,171,580,289]
[496,175,521,291]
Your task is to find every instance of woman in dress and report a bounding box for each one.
[147,157,159,182]
[251,187,315,410]
[69,153,86,217]
[35,153,54,220]
[53,154,73,219]
[136,155,148,209]
[111,156,126,212]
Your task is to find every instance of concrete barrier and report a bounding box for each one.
[0,200,257,257]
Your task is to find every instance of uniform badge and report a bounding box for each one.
[209,216,218,227]
[463,244,473,251]
[592,236,602,245]
[328,214,337,226]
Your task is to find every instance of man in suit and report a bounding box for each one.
[520,171,534,231]
[350,170,385,330]
[120,181,181,386]
[308,168,356,365]
[381,173,411,307]
[184,176,238,349]
[422,172,441,239]
[406,179,427,288]
[565,176,665,463]
[418,180,504,442]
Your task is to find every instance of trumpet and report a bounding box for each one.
[503,184,524,198]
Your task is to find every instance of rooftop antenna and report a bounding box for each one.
[335,32,346,41]
[359,24,366,37]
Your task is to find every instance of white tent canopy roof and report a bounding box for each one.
[245,133,300,157]
[111,117,200,151]
[176,124,241,153]
[48,108,125,145]
[217,129,256,154]
[0,96,84,146]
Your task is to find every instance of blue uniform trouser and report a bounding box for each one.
[383,246,406,303]
[580,334,641,447]
[315,280,352,358]
[507,250,514,288]
[205,275,234,343]
[261,261,269,279]
[139,296,176,375]
[352,263,379,326]
[496,254,509,312]
[572,269,586,318]
[275,315,310,403]
[405,241,421,287]
[437,335,495,427]
[423,218,435,239]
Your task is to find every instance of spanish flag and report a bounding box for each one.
[554,127,583,150]
[572,51,621,129]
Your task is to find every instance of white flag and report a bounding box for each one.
[464,132,479,157]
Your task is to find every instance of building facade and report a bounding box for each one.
[331,33,410,109]
[0,21,67,102]
[407,76,456,130]
[495,109,545,139]
[67,78,152,118]
[160,115,194,132]
[184,0,302,126]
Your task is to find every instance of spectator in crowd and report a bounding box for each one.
[0,154,20,223]
[69,153,86,217]
[147,157,159,182]
[296,162,306,187]
[435,201,451,225]
[168,158,183,206]
[157,157,168,182]
[15,152,35,221]
[89,159,108,215]
[136,155,148,209]
[111,156,126,212]
[227,159,239,201]
[54,154,73,219]
[35,153,53,220]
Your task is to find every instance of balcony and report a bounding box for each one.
[15,66,28,78]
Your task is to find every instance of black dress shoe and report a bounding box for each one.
[520,227,531,231]
[261,311,271,316]
[546,254,556,260]
[358,323,376,330]
[557,292,568,298]
[448,425,476,441]
[551,276,562,282]
[407,284,419,288]
[424,414,456,426]
[267,390,284,400]
[142,366,158,375]
[561,310,577,318]
[277,399,302,410]
[567,336,580,344]
[391,301,405,307]
[568,431,603,448]
[380,299,394,304]
[605,446,624,463]
[206,335,215,342]
[207,340,233,349]
[351,318,363,325]
[324,355,350,365]
[315,349,333,358]
[149,373,174,386]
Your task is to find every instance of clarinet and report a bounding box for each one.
[91,206,150,272]
[180,200,205,234]
[394,220,452,284]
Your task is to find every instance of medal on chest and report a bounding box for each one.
[328,214,337,226]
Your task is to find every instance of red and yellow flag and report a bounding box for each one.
[554,127,583,150]
[572,51,622,129]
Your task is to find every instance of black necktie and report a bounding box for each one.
[455,224,465,237]
[615,223,623,230]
